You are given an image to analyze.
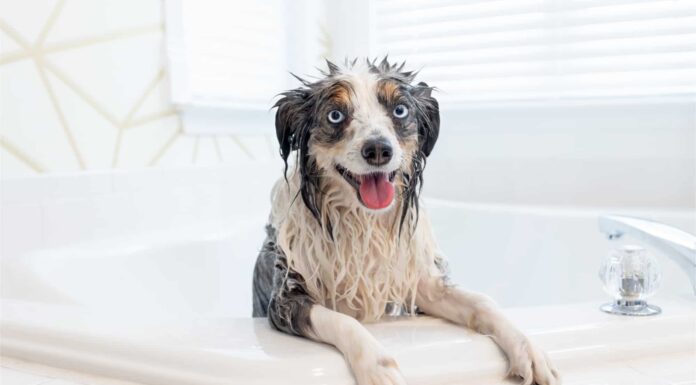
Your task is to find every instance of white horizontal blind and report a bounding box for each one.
[167,0,286,109]
[372,0,696,103]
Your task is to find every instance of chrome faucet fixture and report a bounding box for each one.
[598,215,696,316]
[598,245,662,315]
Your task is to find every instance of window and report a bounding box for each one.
[165,0,330,134]
[166,0,286,109]
[165,0,696,134]
[371,0,696,105]
[165,0,288,133]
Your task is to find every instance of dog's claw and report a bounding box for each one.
[507,338,561,385]
[352,354,407,385]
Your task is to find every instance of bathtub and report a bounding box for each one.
[1,168,695,384]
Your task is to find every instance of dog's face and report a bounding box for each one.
[275,59,439,220]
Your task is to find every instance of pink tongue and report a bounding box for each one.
[359,174,395,209]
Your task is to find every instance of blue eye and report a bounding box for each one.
[328,110,345,124]
[393,104,408,118]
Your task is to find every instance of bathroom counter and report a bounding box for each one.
[1,297,694,385]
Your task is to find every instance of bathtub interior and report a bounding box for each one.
[1,165,695,385]
[2,219,267,318]
[429,201,695,307]
[1,165,694,320]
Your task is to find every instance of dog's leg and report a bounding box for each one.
[309,305,407,385]
[416,275,560,385]
[267,254,406,385]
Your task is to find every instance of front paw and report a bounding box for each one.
[352,355,407,385]
[507,338,560,385]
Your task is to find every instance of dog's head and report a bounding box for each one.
[274,58,439,227]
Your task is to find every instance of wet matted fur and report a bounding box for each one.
[253,58,442,322]
[251,58,560,385]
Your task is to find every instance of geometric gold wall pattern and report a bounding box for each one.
[0,0,268,178]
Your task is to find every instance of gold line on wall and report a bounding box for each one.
[43,25,163,55]
[113,69,167,166]
[149,119,183,166]
[0,50,32,65]
[0,136,45,172]
[1,2,263,173]
[34,0,66,48]
[192,136,200,162]
[150,132,181,166]
[0,19,32,49]
[111,128,124,167]
[123,68,165,125]
[231,135,254,160]
[1,25,163,65]
[213,137,223,161]
[42,60,121,127]
[34,58,85,169]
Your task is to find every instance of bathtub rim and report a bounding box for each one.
[1,297,694,385]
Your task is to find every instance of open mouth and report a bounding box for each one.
[335,164,397,210]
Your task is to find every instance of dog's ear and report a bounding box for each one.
[412,82,440,157]
[274,88,309,163]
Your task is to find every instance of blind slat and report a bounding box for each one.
[418,52,696,81]
[389,41,696,68]
[379,14,696,41]
[373,0,696,102]
[381,31,696,56]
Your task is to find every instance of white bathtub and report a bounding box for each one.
[1,168,695,384]
[2,199,693,317]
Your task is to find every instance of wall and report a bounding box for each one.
[1,0,694,209]
[426,102,695,208]
[0,165,279,263]
[0,0,272,179]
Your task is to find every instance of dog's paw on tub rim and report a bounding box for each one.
[506,338,561,385]
[351,354,407,385]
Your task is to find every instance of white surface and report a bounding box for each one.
[1,166,694,316]
[3,0,694,214]
[1,167,695,384]
[0,0,273,177]
[424,101,695,208]
[1,299,694,385]
[2,197,694,318]
[1,367,53,385]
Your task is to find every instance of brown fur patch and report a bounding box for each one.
[311,81,355,146]
[329,82,352,108]
[376,80,401,106]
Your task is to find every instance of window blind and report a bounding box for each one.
[372,0,696,103]
[167,0,285,109]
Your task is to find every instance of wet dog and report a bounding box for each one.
[252,58,559,385]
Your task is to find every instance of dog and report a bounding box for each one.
[252,58,560,385]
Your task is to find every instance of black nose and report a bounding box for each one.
[361,138,393,166]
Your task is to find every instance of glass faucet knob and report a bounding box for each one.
[599,245,661,301]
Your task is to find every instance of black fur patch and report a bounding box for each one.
[252,225,316,337]
[252,225,279,317]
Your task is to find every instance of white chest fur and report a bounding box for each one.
[270,173,440,321]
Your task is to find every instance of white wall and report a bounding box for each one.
[426,101,696,208]
[0,165,279,263]
[0,0,273,179]
[1,0,694,210]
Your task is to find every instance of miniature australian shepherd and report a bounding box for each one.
[252,58,560,385]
